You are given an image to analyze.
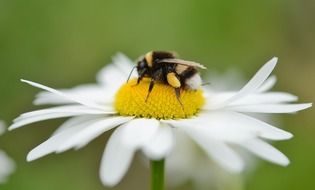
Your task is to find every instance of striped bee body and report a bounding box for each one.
[131,51,206,105]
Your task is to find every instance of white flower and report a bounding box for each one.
[0,121,15,183]
[9,53,311,187]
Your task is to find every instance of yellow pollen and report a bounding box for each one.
[114,78,205,119]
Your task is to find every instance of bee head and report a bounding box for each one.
[136,58,149,76]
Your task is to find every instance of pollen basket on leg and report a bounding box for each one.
[115,78,205,119]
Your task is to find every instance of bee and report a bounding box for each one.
[127,51,206,105]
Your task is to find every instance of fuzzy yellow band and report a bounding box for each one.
[114,78,205,119]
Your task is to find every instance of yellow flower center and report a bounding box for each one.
[114,78,205,119]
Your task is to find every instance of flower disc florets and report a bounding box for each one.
[115,78,205,119]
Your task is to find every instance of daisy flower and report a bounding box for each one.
[0,121,15,183]
[9,53,311,188]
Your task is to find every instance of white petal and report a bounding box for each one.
[212,57,277,108]
[96,53,136,88]
[10,104,116,130]
[120,119,160,149]
[204,92,298,111]
[164,112,255,142]
[34,85,114,106]
[27,117,101,161]
[224,112,293,140]
[229,92,298,106]
[21,79,105,110]
[240,139,289,166]
[17,105,112,119]
[112,53,136,76]
[52,116,101,135]
[35,92,72,105]
[165,110,292,142]
[228,103,312,113]
[9,104,114,130]
[100,127,135,187]
[203,91,236,109]
[97,65,127,88]
[143,124,174,160]
[10,112,94,130]
[257,75,277,92]
[180,125,244,172]
[56,116,133,152]
[204,92,296,111]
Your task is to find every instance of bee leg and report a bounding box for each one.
[175,88,184,110]
[132,69,147,86]
[131,77,142,87]
[132,75,143,87]
[145,78,155,102]
[145,69,163,102]
[137,76,143,85]
[166,72,181,89]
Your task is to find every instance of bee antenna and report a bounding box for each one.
[201,82,211,86]
[126,66,137,83]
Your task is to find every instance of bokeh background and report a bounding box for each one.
[0,0,314,189]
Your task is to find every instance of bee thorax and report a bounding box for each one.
[186,74,202,90]
[145,51,153,67]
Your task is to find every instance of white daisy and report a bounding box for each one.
[9,53,311,187]
[0,121,15,183]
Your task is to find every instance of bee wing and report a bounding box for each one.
[157,58,207,69]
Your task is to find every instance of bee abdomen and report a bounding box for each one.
[185,74,202,90]
[179,66,198,79]
[179,67,201,90]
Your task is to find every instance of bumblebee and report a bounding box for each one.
[128,51,206,104]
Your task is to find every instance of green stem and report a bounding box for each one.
[150,159,165,190]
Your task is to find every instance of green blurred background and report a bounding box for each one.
[0,0,314,189]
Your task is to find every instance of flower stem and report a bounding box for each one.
[150,159,165,190]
